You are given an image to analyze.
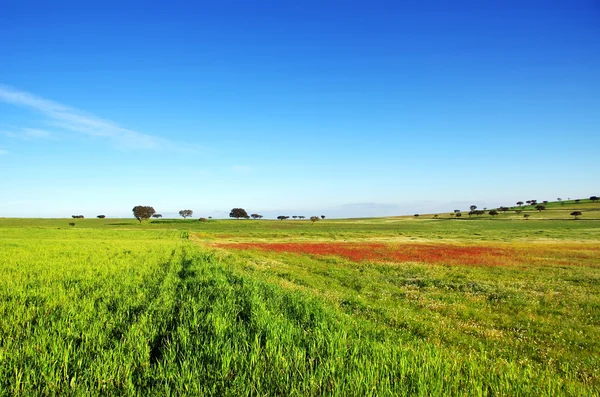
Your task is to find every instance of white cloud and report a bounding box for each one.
[2,127,54,141]
[0,84,194,151]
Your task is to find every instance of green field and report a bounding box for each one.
[1,199,599,395]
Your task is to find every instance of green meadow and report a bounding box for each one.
[0,199,599,395]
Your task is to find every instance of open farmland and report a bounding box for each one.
[1,199,599,395]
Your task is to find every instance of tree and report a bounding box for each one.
[517,201,524,207]
[455,212,462,218]
[229,208,248,219]
[499,207,509,213]
[454,209,460,213]
[152,214,163,219]
[414,214,420,218]
[489,209,498,217]
[277,215,289,220]
[97,215,106,219]
[543,200,548,205]
[590,196,599,202]
[535,204,546,212]
[179,209,193,219]
[299,216,306,220]
[433,214,438,219]
[310,216,320,223]
[523,214,530,220]
[515,209,523,215]
[198,217,207,222]
[132,206,155,224]
[530,200,537,205]
[571,211,582,220]
[470,205,477,211]
[292,216,298,219]
[69,222,75,227]
[321,215,325,219]
[250,213,263,219]
[575,199,581,204]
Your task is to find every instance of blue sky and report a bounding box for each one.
[1,1,598,218]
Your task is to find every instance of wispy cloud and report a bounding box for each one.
[0,84,196,151]
[2,127,54,141]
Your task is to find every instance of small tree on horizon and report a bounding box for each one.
[489,209,498,218]
[535,204,546,212]
[470,205,477,211]
[179,209,193,219]
[321,215,325,219]
[229,208,248,219]
[571,211,582,220]
[152,214,163,219]
[132,206,155,224]
[310,216,320,224]
[517,201,524,207]
[97,215,106,219]
[590,196,598,202]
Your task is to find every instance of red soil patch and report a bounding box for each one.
[214,242,518,267]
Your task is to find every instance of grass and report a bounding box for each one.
[0,198,599,395]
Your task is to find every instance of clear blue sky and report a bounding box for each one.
[1,1,598,218]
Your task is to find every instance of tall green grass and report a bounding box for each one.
[0,223,599,396]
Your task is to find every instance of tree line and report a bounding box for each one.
[422,196,596,220]
[75,197,599,224]
[129,206,327,223]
